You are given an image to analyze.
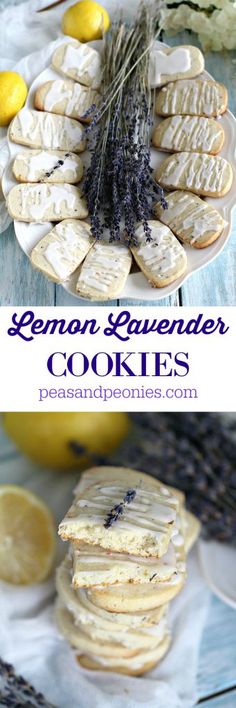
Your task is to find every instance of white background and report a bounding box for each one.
[0,306,235,411]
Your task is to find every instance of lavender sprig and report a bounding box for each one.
[104,488,136,528]
[83,2,167,245]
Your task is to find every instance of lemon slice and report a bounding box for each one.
[0,485,56,585]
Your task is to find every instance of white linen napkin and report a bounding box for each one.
[0,433,209,708]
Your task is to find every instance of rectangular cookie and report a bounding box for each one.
[154,191,226,248]
[9,108,85,153]
[35,79,100,122]
[155,79,228,118]
[155,152,233,198]
[7,184,88,222]
[52,40,101,88]
[130,220,187,288]
[30,220,94,282]
[149,45,204,88]
[76,241,132,301]
[58,475,180,557]
[13,150,83,184]
[72,541,180,587]
[155,79,228,117]
[152,115,224,155]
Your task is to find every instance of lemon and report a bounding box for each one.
[0,485,56,585]
[3,412,130,469]
[62,1,110,42]
[0,71,27,127]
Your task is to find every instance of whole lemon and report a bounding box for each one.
[0,71,27,127]
[3,412,129,469]
[62,1,110,42]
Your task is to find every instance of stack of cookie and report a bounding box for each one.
[56,466,200,675]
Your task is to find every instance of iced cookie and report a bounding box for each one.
[56,563,169,652]
[9,109,85,153]
[52,40,101,88]
[7,184,88,222]
[58,472,179,557]
[154,191,226,248]
[76,241,132,301]
[155,152,233,197]
[30,220,94,282]
[155,79,228,117]
[149,45,204,88]
[56,556,167,629]
[13,150,83,184]
[152,115,224,155]
[72,540,183,587]
[77,634,171,676]
[130,220,187,288]
[35,79,99,122]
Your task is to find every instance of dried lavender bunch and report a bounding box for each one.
[108,413,236,545]
[0,658,55,707]
[83,2,167,245]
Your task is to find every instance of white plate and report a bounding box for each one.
[3,39,236,301]
[198,539,236,609]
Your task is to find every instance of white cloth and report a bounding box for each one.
[0,433,209,708]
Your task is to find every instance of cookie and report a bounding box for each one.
[77,633,171,676]
[155,152,233,197]
[56,556,167,629]
[130,220,187,288]
[7,184,88,222]
[155,79,228,118]
[30,220,94,282]
[57,569,169,652]
[9,109,85,153]
[35,79,100,122]
[58,470,180,558]
[152,115,224,155]
[13,149,83,184]
[89,572,185,613]
[149,45,204,88]
[74,467,185,509]
[154,191,226,248]
[52,40,101,88]
[73,466,185,508]
[76,241,132,301]
[72,539,181,587]
[55,600,137,658]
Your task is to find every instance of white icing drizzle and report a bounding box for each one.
[159,152,231,193]
[159,79,224,116]
[134,221,185,278]
[18,184,79,220]
[12,109,84,152]
[39,221,92,279]
[156,192,226,244]
[157,115,221,152]
[77,242,131,295]
[44,79,98,116]
[150,47,191,87]
[18,150,80,181]
[60,42,101,87]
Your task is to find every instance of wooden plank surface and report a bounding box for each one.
[199,689,236,707]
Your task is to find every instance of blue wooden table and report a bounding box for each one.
[0,26,236,306]
[0,422,236,707]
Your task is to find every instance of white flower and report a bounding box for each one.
[160,1,236,51]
